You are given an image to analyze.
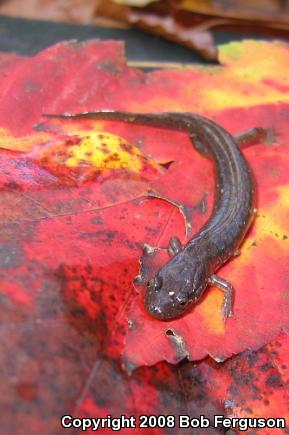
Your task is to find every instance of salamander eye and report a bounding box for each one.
[148,276,163,292]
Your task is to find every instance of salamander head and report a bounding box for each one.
[145,258,207,320]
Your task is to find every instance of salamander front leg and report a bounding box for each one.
[168,236,183,256]
[208,274,234,321]
[133,243,162,285]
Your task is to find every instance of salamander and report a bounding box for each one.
[45,110,260,321]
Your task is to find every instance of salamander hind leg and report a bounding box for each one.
[189,132,211,156]
[208,274,234,321]
[235,127,275,148]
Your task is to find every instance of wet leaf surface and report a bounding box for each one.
[0,39,289,433]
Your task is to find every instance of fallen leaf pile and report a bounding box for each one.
[2,0,289,60]
[0,39,289,434]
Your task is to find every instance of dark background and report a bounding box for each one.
[0,14,283,63]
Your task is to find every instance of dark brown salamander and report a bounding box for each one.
[45,110,260,321]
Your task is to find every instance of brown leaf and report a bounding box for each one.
[177,0,289,24]
[114,0,157,6]
[128,9,218,60]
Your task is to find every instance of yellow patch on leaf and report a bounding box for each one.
[194,41,289,111]
[198,289,225,335]
[29,129,161,184]
[0,127,51,152]
[64,131,146,171]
